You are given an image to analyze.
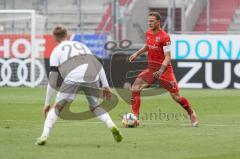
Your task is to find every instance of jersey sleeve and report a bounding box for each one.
[162,34,171,54]
[99,67,109,88]
[49,47,60,67]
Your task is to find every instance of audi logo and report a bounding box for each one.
[0,58,45,87]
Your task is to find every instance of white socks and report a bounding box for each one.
[93,107,115,129]
[41,106,115,138]
[42,108,58,138]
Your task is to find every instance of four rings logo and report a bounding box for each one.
[0,58,45,87]
[0,35,47,87]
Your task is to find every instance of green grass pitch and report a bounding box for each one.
[0,87,240,159]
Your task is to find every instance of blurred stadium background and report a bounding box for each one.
[0,0,240,89]
[0,0,239,89]
[1,1,240,159]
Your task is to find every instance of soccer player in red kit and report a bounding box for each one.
[129,12,198,127]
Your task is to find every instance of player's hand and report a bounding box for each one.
[153,70,163,79]
[103,87,111,100]
[129,53,138,62]
[43,105,51,118]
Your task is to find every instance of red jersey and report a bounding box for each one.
[146,29,171,69]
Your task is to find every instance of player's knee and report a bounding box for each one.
[171,93,181,102]
[55,99,73,112]
[53,104,63,115]
[131,82,142,92]
[131,86,141,92]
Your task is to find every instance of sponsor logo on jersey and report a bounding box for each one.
[148,45,159,49]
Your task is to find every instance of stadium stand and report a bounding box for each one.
[0,0,108,33]
[229,6,240,32]
[194,0,240,32]
[96,0,133,33]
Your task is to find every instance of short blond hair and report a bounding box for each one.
[52,26,67,42]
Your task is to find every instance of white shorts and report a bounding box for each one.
[56,81,100,109]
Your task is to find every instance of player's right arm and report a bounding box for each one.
[129,45,148,62]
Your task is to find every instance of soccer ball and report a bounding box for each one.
[122,113,138,128]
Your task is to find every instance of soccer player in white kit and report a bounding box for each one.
[36,26,122,145]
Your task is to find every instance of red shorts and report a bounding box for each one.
[138,67,179,93]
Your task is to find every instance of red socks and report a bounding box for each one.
[131,92,193,117]
[131,91,141,117]
[178,97,193,115]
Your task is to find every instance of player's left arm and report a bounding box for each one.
[99,67,111,100]
[43,69,59,118]
[153,35,172,78]
[43,48,62,118]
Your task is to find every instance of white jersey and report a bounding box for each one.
[50,40,107,85]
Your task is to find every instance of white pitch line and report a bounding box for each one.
[0,119,239,127]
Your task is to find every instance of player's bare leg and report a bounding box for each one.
[170,92,198,127]
[131,78,149,126]
[37,100,123,145]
